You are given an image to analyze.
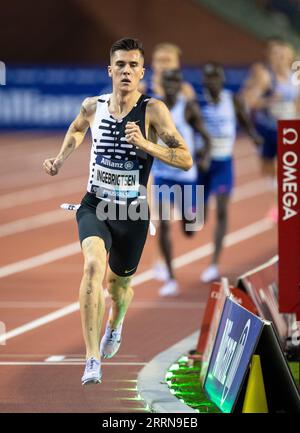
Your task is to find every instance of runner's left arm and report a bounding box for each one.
[43,97,95,176]
[233,94,263,147]
[185,100,212,172]
[125,99,193,171]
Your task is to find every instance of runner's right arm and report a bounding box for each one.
[43,97,96,176]
[185,100,212,172]
[239,64,271,110]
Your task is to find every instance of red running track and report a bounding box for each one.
[0,132,277,412]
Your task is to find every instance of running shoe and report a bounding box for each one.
[153,261,169,282]
[81,357,101,386]
[200,265,220,283]
[158,279,179,297]
[100,318,124,359]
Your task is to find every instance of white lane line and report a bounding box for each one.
[0,243,80,279]
[0,210,74,238]
[0,302,79,344]
[232,178,268,202]
[0,144,256,211]
[173,218,273,269]
[128,301,206,309]
[0,301,205,309]
[0,217,274,345]
[0,176,272,280]
[0,176,86,210]
[0,362,147,366]
[63,355,139,360]
[0,354,138,358]
[45,355,65,362]
[0,301,71,309]
[0,176,269,239]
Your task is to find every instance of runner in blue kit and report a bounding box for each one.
[240,38,300,222]
[152,69,211,296]
[198,62,262,283]
[43,38,193,385]
[140,43,198,282]
[140,42,196,101]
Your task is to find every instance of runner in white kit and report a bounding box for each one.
[43,38,193,385]
[152,68,211,296]
[198,62,262,283]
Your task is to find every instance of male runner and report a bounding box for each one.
[43,38,192,385]
[152,69,211,296]
[140,43,197,280]
[140,42,196,100]
[240,38,300,221]
[198,62,262,283]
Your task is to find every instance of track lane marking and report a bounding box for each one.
[0,361,147,366]
[0,217,274,344]
[0,142,258,210]
[0,177,269,239]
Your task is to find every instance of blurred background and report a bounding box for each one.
[0,0,299,413]
[1,0,299,129]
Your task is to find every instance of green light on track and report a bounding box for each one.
[127,407,149,412]
[166,357,221,413]
[110,379,138,383]
[165,372,174,380]
[115,387,138,392]
[169,363,180,371]
[118,396,142,401]
[144,403,151,412]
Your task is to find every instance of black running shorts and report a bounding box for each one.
[76,192,149,277]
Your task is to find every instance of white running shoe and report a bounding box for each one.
[100,318,124,359]
[159,279,179,297]
[200,265,220,283]
[153,261,169,282]
[81,357,101,385]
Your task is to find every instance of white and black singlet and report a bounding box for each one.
[76,93,153,276]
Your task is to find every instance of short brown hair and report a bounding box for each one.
[110,38,144,58]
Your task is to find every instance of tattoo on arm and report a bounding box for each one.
[167,148,178,163]
[161,133,180,149]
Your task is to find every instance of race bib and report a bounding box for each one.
[211,137,234,159]
[94,156,140,199]
[270,101,297,120]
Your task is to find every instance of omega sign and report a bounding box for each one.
[281,128,298,221]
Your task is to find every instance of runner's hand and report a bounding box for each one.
[125,122,147,149]
[43,157,63,176]
[251,132,264,148]
[196,150,211,173]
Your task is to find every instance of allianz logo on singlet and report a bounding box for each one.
[100,157,134,170]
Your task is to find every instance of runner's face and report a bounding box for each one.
[204,75,223,97]
[161,75,182,97]
[109,50,145,92]
[152,50,180,75]
[267,44,293,71]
